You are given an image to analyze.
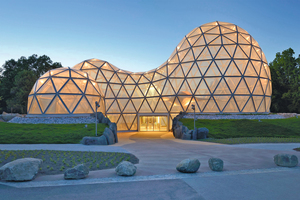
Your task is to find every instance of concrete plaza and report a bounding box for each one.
[0,132,299,200]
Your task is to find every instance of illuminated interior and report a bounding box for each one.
[27,67,105,115]
[28,21,272,131]
[139,115,168,132]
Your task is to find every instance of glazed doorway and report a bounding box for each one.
[138,115,168,132]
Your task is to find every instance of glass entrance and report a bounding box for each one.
[139,115,168,132]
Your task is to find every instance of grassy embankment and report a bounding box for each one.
[180,117,300,144]
[0,122,107,144]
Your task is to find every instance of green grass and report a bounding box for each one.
[200,137,300,144]
[0,122,107,144]
[180,117,300,144]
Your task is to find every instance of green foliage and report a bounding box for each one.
[6,70,36,113]
[180,117,300,139]
[0,54,62,113]
[0,122,107,144]
[269,48,300,113]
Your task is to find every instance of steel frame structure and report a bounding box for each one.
[27,67,105,115]
[28,21,272,131]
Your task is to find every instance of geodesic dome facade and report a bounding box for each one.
[27,67,105,115]
[74,21,272,131]
[29,21,272,131]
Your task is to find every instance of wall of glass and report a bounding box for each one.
[139,115,168,132]
[73,21,271,131]
[27,67,105,115]
[28,21,272,131]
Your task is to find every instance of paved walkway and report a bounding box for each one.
[1,132,300,200]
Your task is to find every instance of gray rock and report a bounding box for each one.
[0,158,42,181]
[177,121,183,127]
[274,154,298,167]
[182,130,193,140]
[81,135,108,145]
[2,112,20,122]
[182,125,189,134]
[64,164,89,179]
[174,125,182,138]
[103,127,115,145]
[101,117,111,125]
[96,112,104,123]
[176,158,200,173]
[115,161,137,176]
[192,128,198,140]
[109,122,118,143]
[208,158,224,171]
[197,127,209,139]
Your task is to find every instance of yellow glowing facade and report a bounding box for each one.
[27,67,105,115]
[28,21,272,131]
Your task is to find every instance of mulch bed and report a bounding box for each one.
[0,150,139,175]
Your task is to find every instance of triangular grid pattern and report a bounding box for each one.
[28,67,105,115]
[29,21,271,131]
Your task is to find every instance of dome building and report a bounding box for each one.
[28,21,272,131]
[27,67,105,115]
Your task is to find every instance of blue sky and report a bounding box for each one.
[0,0,299,72]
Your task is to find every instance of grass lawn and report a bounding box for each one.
[0,122,107,144]
[180,117,300,144]
[0,150,139,175]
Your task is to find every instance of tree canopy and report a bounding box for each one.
[269,48,300,113]
[0,54,62,113]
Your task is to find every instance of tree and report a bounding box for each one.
[269,48,300,113]
[0,54,62,113]
[6,70,37,113]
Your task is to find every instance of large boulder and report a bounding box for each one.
[1,112,20,122]
[96,112,105,123]
[274,154,298,167]
[176,158,200,173]
[109,122,118,143]
[208,158,224,171]
[115,161,137,176]
[192,128,198,140]
[174,125,183,138]
[64,164,89,179]
[182,125,189,135]
[182,130,192,140]
[197,127,209,139]
[103,127,115,145]
[81,135,108,145]
[172,112,186,137]
[172,117,179,133]
[101,117,111,125]
[0,158,42,181]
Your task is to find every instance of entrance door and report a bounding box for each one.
[139,115,168,131]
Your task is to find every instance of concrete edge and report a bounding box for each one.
[1,167,299,189]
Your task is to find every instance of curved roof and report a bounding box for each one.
[27,67,104,115]
[73,21,272,130]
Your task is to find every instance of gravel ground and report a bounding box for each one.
[184,114,287,120]
[8,116,96,124]
[6,113,300,124]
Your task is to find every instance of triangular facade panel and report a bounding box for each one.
[28,22,272,131]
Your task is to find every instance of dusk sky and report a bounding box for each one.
[1,0,299,72]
